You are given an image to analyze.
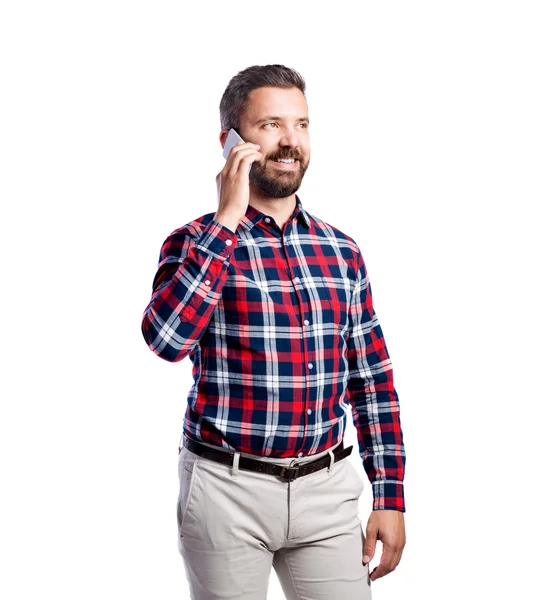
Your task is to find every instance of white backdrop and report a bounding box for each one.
[1,1,555,599]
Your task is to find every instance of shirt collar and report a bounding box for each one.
[241,194,312,231]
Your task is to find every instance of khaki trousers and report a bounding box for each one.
[177,435,371,599]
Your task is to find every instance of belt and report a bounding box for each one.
[182,436,353,481]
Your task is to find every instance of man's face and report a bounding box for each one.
[237,86,311,198]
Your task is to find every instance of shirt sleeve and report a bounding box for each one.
[346,246,406,512]
[141,217,238,362]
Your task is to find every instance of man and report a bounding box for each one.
[141,64,406,599]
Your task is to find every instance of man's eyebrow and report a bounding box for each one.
[253,116,310,125]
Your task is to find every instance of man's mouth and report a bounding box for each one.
[270,158,299,169]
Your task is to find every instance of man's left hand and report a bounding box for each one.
[362,509,406,581]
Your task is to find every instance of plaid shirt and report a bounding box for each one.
[141,195,406,511]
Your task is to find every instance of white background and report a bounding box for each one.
[1,1,556,598]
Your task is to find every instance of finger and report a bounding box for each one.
[223,144,257,170]
[228,149,262,177]
[233,141,260,150]
[369,547,401,581]
[237,150,263,175]
[362,532,378,564]
[369,559,393,582]
[229,142,261,160]
[227,145,262,175]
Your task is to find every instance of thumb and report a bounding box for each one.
[362,534,377,565]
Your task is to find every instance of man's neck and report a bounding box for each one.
[247,189,297,230]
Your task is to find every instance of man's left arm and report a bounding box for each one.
[346,246,406,580]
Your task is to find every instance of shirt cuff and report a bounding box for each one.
[193,217,238,261]
[371,480,406,513]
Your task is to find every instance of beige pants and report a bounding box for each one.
[176,436,371,599]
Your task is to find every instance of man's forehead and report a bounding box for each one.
[246,87,308,118]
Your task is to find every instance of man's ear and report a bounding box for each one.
[219,129,230,150]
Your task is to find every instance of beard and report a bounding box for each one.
[249,154,309,198]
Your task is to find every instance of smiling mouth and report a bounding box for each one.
[270,159,299,169]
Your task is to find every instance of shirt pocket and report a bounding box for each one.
[217,275,274,327]
[306,270,349,332]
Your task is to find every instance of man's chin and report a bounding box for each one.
[254,181,302,199]
[248,168,303,198]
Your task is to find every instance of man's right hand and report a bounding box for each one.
[215,140,262,231]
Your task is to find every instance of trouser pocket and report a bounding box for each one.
[342,458,365,498]
[177,447,199,537]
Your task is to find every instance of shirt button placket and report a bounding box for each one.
[291,266,311,457]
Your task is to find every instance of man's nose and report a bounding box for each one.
[279,129,300,149]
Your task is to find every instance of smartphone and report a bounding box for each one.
[223,128,245,159]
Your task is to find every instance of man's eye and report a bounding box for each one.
[263,122,308,129]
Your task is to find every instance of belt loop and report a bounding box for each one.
[231,451,240,479]
[327,448,335,476]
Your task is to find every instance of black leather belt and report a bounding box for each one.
[182,436,353,481]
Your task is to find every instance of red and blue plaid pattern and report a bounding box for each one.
[141,195,406,511]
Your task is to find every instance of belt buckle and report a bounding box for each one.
[279,464,300,481]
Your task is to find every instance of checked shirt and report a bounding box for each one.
[141,194,406,511]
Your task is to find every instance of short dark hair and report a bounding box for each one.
[219,64,306,133]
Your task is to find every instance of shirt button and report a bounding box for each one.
[225,239,232,246]
[307,409,312,415]
[308,363,313,369]
[204,280,211,285]
[264,217,271,223]
[298,452,304,457]
[303,319,309,326]
[294,277,300,283]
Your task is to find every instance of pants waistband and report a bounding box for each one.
[181,433,344,467]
